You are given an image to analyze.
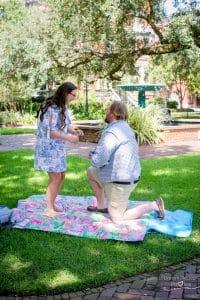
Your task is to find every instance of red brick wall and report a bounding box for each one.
[73,125,102,143]
[74,124,200,144]
[161,125,200,143]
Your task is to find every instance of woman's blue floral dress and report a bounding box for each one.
[34,105,71,172]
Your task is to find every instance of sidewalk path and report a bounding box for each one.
[0,134,200,299]
[0,134,200,158]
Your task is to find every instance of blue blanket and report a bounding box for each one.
[147,209,193,237]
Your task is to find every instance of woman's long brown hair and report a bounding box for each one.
[37,82,77,129]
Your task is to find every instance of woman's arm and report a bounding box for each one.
[68,126,84,137]
[50,130,79,144]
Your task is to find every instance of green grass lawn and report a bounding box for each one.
[172,112,200,119]
[0,150,200,295]
[0,127,36,135]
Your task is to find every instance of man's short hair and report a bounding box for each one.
[110,101,128,121]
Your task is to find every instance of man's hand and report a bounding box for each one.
[89,150,95,159]
[74,129,84,136]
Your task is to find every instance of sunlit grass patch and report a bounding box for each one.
[0,150,200,295]
[0,128,36,135]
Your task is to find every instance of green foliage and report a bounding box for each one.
[47,0,199,80]
[17,99,40,115]
[0,0,199,114]
[0,112,20,126]
[0,112,36,126]
[0,150,200,294]
[153,96,166,106]
[69,97,110,120]
[153,97,178,110]
[0,0,25,23]
[188,72,200,96]
[167,100,178,109]
[128,104,166,145]
[20,113,36,125]
[0,1,50,108]
[148,44,200,108]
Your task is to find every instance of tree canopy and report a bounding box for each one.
[0,0,49,108]
[0,0,199,109]
[148,45,200,108]
[48,0,200,80]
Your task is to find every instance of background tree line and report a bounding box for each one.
[0,0,199,112]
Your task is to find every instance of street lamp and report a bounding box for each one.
[83,50,91,116]
[85,67,89,115]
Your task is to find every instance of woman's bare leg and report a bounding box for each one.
[53,172,66,212]
[46,172,64,216]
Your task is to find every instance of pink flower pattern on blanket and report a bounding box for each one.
[11,195,151,241]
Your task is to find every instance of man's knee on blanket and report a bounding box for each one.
[105,182,134,222]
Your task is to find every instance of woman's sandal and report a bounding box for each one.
[156,198,165,220]
[87,206,108,213]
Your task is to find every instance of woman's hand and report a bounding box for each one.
[68,127,84,137]
[66,134,79,144]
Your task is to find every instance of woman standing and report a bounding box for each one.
[34,82,83,216]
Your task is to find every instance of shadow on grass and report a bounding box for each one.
[1,228,200,296]
[0,150,200,295]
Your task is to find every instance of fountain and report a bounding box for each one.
[117,83,166,108]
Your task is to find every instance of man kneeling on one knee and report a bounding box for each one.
[87,101,165,222]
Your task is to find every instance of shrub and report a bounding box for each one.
[128,104,166,145]
[0,112,36,126]
[0,112,21,126]
[167,100,178,109]
[69,97,110,120]
[153,96,166,107]
[20,113,36,125]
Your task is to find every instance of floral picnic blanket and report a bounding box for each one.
[11,195,193,241]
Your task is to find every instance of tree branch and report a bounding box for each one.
[132,42,181,56]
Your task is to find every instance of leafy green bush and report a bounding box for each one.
[69,97,110,120]
[167,100,178,109]
[0,112,36,126]
[153,96,166,107]
[128,104,166,145]
[0,112,21,126]
[20,113,36,125]
[20,99,40,114]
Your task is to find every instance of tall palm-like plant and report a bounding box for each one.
[128,104,166,145]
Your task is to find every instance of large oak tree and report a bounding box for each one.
[48,0,200,80]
